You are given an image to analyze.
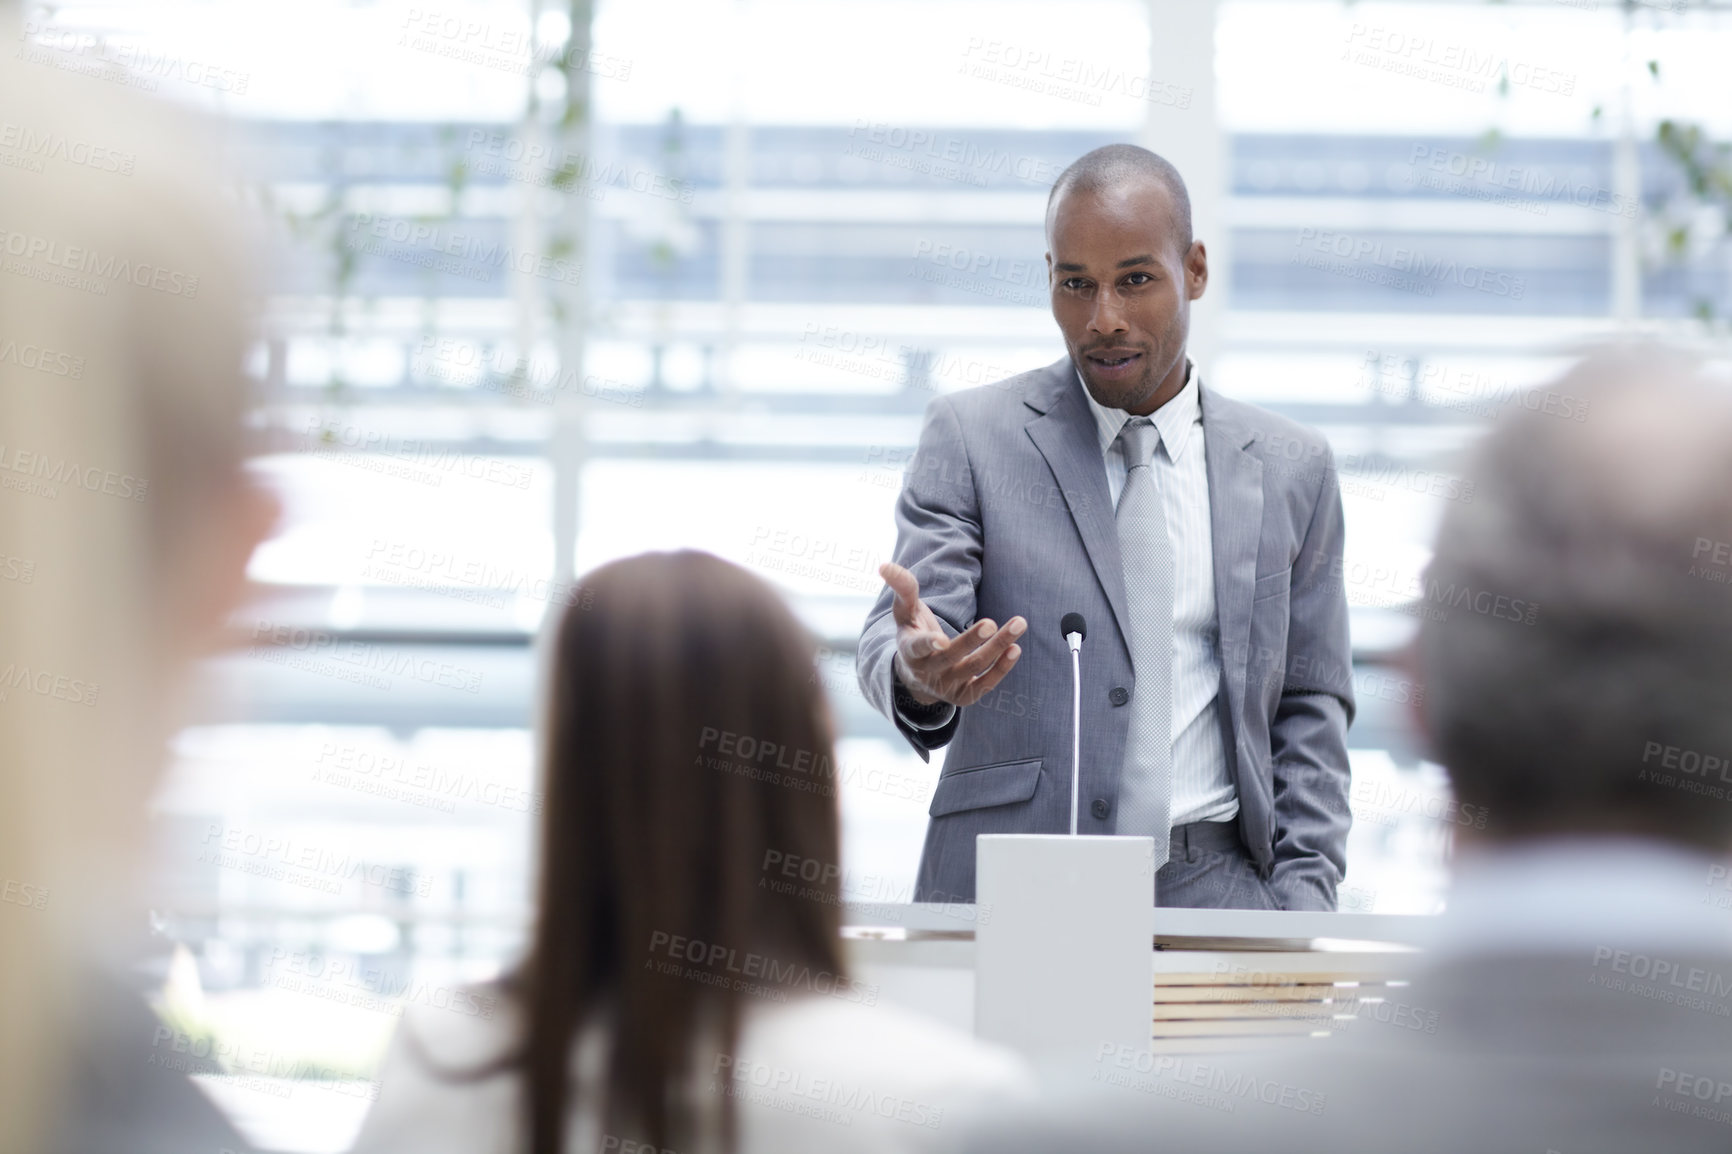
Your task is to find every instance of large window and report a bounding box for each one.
[21,0,1730,1147]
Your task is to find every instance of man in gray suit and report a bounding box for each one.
[965,346,1732,1153]
[856,144,1354,909]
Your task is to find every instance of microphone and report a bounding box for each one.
[1059,613,1087,834]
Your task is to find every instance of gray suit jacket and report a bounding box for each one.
[856,357,1354,908]
[962,946,1732,1154]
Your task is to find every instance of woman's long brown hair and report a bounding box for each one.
[514,551,848,1153]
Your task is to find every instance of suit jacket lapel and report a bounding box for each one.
[1023,359,1134,655]
[1200,383,1264,735]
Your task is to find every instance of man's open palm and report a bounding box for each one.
[880,562,1026,708]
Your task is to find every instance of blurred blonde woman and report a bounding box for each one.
[0,37,276,1154]
[353,552,1031,1154]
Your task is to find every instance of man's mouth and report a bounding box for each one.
[1086,350,1143,372]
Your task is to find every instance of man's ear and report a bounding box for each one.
[1186,241,1209,300]
[1044,250,1054,288]
[1397,640,1434,758]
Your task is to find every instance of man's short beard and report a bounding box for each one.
[1076,335,1176,412]
[1081,358,1153,408]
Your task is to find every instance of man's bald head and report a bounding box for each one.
[1046,143,1192,254]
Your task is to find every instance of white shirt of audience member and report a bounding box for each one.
[351,988,1032,1154]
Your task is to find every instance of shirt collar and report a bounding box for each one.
[1420,837,1732,959]
[1079,358,1200,465]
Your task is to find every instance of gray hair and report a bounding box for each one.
[1417,345,1732,848]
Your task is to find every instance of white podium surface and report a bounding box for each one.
[842,902,1427,1053]
[973,835,1156,1064]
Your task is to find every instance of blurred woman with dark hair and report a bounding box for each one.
[353,550,1028,1154]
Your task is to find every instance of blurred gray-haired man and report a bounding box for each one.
[965,345,1732,1154]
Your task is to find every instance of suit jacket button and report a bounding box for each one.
[1109,686,1130,706]
[1091,798,1111,820]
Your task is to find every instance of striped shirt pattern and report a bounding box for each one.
[1082,363,1238,827]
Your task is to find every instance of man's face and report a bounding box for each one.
[1046,180,1208,414]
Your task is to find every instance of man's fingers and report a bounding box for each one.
[948,616,1000,649]
[880,562,921,624]
[954,643,1023,706]
[923,618,1023,703]
[894,606,1031,708]
[950,617,1026,680]
[905,615,994,666]
[904,628,945,661]
[949,614,1024,650]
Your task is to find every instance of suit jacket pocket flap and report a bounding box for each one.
[1251,564,1293,601]
[928,756,1042,818]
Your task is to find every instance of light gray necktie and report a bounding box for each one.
[1114,417,1175,869]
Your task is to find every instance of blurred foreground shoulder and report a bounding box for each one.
[350,988,521,1154]
[729,995,1036,1151]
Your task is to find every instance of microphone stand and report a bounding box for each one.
[1069,638,1081,835]
[1060,612,1086,835]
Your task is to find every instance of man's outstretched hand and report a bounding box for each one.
[880,562,1026,708]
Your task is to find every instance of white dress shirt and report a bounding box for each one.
[1082,362,1238,827]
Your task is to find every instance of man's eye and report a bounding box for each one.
[1063,278,1091,291]
[1124,272,1153,286]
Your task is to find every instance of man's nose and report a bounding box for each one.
[1088,288,1129,335]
